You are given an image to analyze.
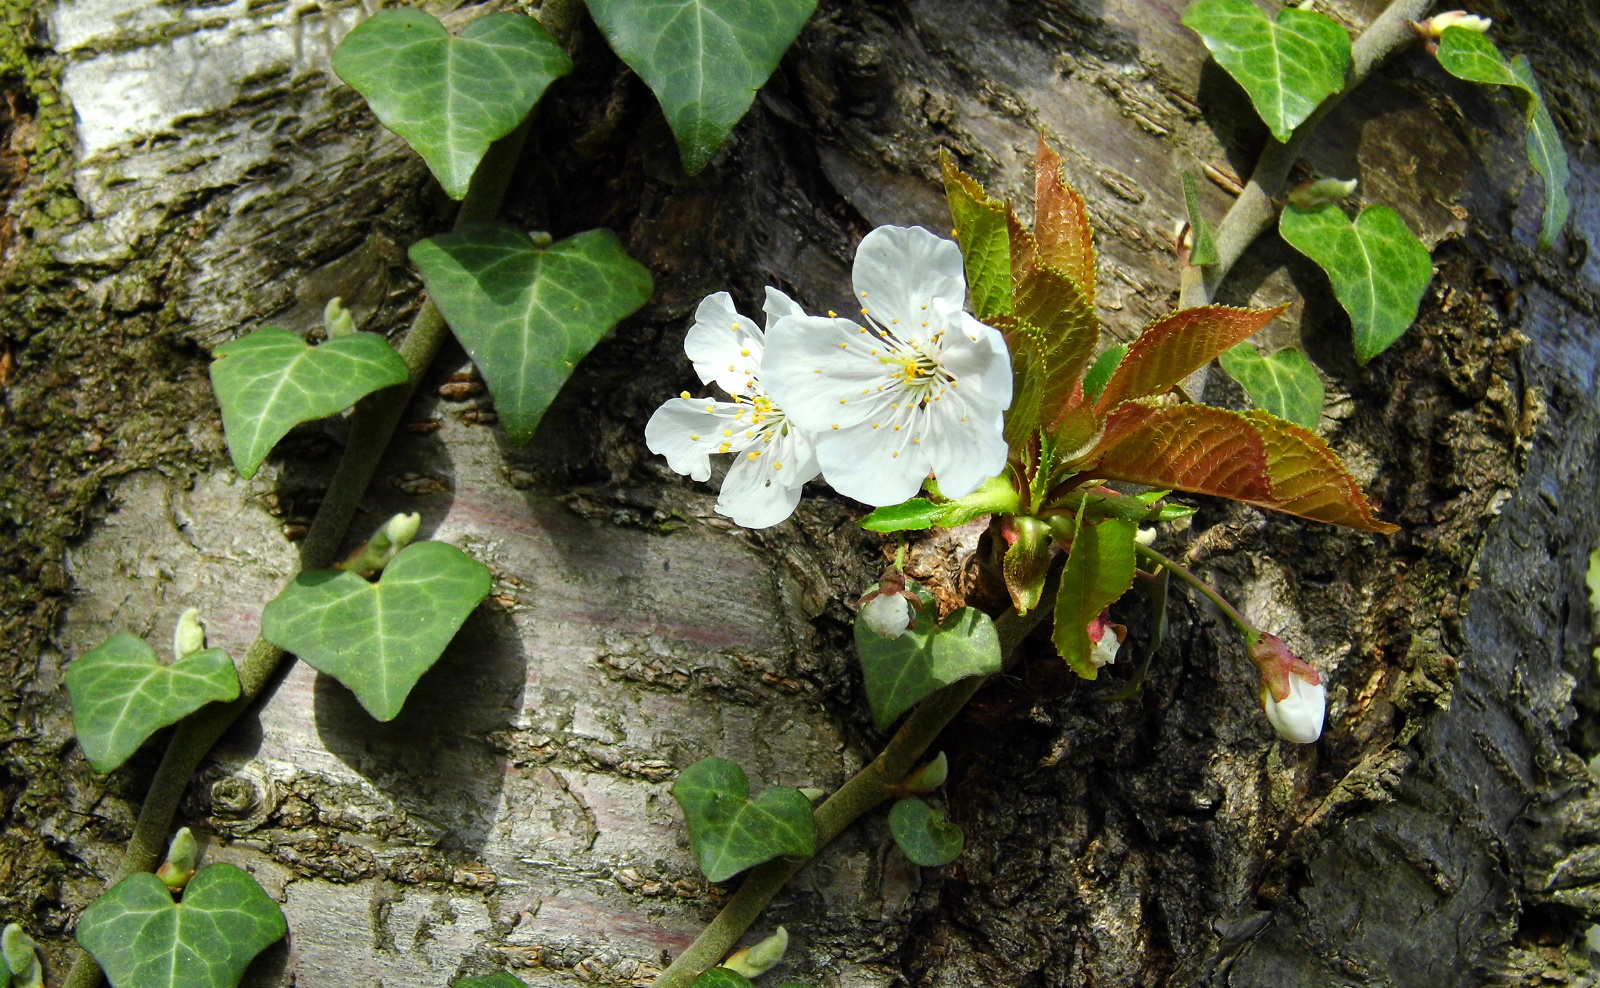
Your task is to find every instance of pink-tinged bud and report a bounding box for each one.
[861,592,912,639]
[1086,609,1126,668]
[1250,634,1325,744]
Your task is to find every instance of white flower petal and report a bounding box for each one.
[684,292,764,397]
[861,593,911,638]
[763,314,900,430]
[645,397,755,481]
[718,450,805,528]
[763,287,806,330]
[1263,675,1326,744]
[921,387,1009,499]
[942,321,1013,413]
[766,424,820,490]
[852,226,967,329]
[814,403,931,506]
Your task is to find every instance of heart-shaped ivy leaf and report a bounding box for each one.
[76,864,286,988]
[1218,342,1323,429]
[210,328,410,480]
[1181,0,1351,142]
[1278,202,1432,364]
[855,605,1002,730]
[691,971,754,988]
[411,224,653,445]
[66,634,240,773]
[585,0,818,174]
[260,541,492,721]
[1435,27,1571,250]
[333,9,571,199]
[889,797,964,867]
[672,757,815,882]
[454,976,528,988]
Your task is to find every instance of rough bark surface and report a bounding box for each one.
[1,1,1597,986]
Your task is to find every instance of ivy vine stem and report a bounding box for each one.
[653,599,1051,988]
[1178,0,1434,309]
[57,103,538,988]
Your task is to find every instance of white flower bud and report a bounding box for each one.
[1260,673,1326,744]
[1426,10,1492,37]
[1086,610,1125,668]
[861,592,912,639]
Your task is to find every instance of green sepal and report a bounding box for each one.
[1002,516,1055,615]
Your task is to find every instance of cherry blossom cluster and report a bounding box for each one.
[646,225,1013,528]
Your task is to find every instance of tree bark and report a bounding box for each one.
[2,0,1597,986]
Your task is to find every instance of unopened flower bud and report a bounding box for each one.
[1288,177,1359,209]
[722,926,788,979]
[155,826,199,891]
[903,751,948,792]
[172,607,206,661]
[1086,609,1126,668]
[1423,10,1492,37]
[861,592,912,639]
[1250,633,1326,744]
[338,512,422,574]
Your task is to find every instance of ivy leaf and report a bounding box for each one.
[66,634,240,773]
[1053,516,1137,679]
[260,541,492,721]
[454,976,528,988]
[1278,202,1432,363]
[691,971,754,988]
[76,864,286,988]
[209,328,410,480]
[941,151,1012,320]
[888,797,964,866]
[1094,304,1286,412]
[1435,28,1570,249]
[1183,172,1219,266]
[855,605,1002,730]
[333,10,571,199]
[411,224,653,444]
[1081,404,1398,533]
[1081,344,1126,405]
[585,0,818,175]
[1218,342,1324,429]
[1181,0,1351,142]
[672,757,815,882]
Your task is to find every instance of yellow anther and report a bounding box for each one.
[773,461,783,470]
[814,369,821,373]
[861,291,868,297]
[921,304,928,309]
[892,451,900,458]
[891,318,899,324]
[831,424,839,429]
[872,423,881,429]
[839,398,847,404]
[828,310,837,317]
[893,425,901,431]
[839,343,848,349]
[740,348,750,356]
[922,321,929,327]
[745,430,754,438]
[719,442,731,453]
[747,450,761,460]
[704,405,715,412]
[680,390,691,399]
[861,308,869,315]
[912,437,920,444]
[723,429,732,436]
[859,327,867,333]
[731,322,740,329]
[690,433,700,440]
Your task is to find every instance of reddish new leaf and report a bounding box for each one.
[1076,404,1397,534]
[1094,305,1286,413]
[1034,136,1097,304]
[1245,410,1399,533]
[1014,263,1098,412]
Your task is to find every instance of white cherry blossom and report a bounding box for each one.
[762,225,1012,507]
[860,592,912,639]
[645,289,819,529]
[1261,673,1326,744]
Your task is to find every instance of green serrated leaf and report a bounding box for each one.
[1181,0,1351,142]
[585,0,818,175]
[333,9,571,199]
[1081,344,1126,405]
[260,541,492,721]
[672,758,815,882]
[411,224,653,445]
[66,634,240,773]
[1279,202,1432,363]
[1436,28,1571,250]
[691,971,754,988]
[209,328,409,480]
[1182,172,1218,266]
[889,797,964,867]
[77,864,286,988]
[856,605,1002,730]
[942,152,1012,320]
[454,975,529,988]
[859,498,944,532]
[1052,516,1137,680]
[1218,342,1323,430]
